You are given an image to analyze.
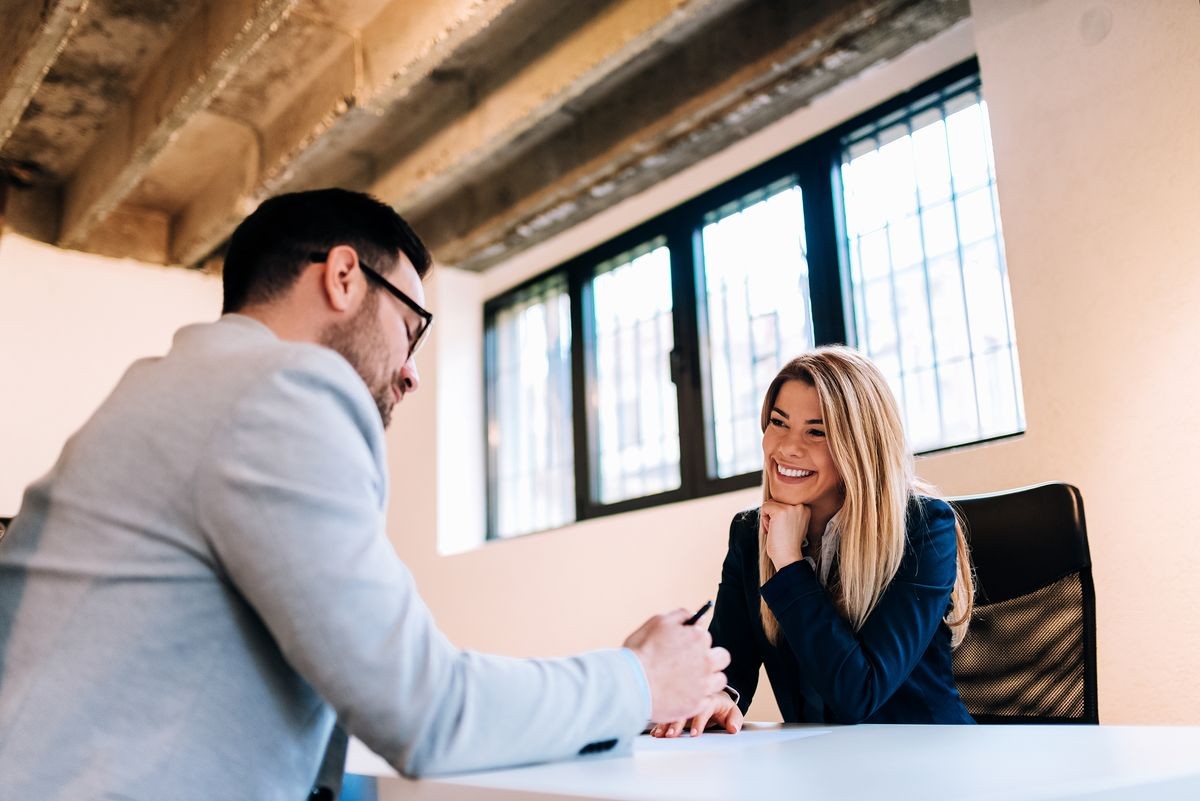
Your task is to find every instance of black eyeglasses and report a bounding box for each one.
[310,251,433,361]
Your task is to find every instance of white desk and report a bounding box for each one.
[347,723,1200,801]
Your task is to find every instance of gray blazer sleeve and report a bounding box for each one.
[192,352,649,777]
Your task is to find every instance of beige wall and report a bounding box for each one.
[0,234,222,513]
[386,1,1200,726]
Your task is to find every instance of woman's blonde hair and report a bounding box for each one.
[757,346,974,647]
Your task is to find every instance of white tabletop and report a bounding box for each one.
[348,723,1200,801]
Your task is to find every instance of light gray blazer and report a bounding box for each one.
[0,314,647,801]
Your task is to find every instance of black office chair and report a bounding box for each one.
[949,482,1098,724]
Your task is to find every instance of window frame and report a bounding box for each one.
[482,58,1020,540]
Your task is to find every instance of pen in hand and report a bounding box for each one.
[684,600,713,626]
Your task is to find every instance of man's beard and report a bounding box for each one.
[319,293,400,428]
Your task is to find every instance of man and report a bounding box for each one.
[0,189,729,800]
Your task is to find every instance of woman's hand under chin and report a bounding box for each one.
[761,500,811,570]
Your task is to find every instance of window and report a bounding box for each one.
[585,238,680,504]
[483,60,1023,539]
[485,275,574,538]
[839,75,1023,452]
[698,178,815,479]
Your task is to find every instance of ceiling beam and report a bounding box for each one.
[414,0,970,271]
[56,0,299,254]
[170,0,529,266]
[84,204,171,265]
[0,0,89,154]
[367,0,740,218]
[0,182,58,243]
[171,111,263,267]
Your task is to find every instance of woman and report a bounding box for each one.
[653,346,974,737]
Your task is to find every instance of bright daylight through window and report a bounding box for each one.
[484,63,1023,539]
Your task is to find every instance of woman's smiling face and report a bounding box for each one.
[762,379,843,514]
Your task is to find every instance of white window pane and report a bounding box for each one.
[912,119,953,204]
[889,216,924,270]
[858,228,891,281]
[976,348,1023,438]
[904,367,942,451]
[877,136,918,223]
[863,278,898,356]
[487,277,575,537]
[928,255,971,361]
[699,180,814,479]
[946,103,990,191]
[589,240,680,504]
[893,266,935,371]
[921,201,958,258]
[962,241,1009,354]
[956,187,996,245]
[939,358,980,443]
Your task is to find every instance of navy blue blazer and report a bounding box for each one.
[710,496,974,724]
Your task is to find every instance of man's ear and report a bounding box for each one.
[320,245,362,312]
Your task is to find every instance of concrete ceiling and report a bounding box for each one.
[0,0,968,273]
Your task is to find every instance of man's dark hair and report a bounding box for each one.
[221,188,432,313]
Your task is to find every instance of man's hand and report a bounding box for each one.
[649,691,744,738]
[761,500,811,570]
[623,609,730,722]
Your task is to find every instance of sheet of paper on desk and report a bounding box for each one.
[635,727,829,756]
[345,728,833,778]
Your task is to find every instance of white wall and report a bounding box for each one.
[387,1,1200,726]
[0,233,222,513]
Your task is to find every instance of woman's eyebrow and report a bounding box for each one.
[805,419,824,424]
[771,407,789,419]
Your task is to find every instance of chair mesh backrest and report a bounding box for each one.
[949,482,1098,724]
[953,573,1090,722]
